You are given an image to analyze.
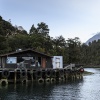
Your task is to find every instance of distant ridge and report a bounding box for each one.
[86,33,100,45]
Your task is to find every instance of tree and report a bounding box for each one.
[29,24,37,35]
[0,16,2,21]
[0,35,9,54]
[0,17,15,36]
[7,34,31,51]
[67,37,81,64]
[37,22,49,37]
[52,35,67,55]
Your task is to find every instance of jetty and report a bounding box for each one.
[0,49,84,85]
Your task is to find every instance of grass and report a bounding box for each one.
[83,71,94,76]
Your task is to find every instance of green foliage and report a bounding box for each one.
[81,39,100,65]
[29,22,49,38]
[0,35,9,54]
[37,22,49,37]
[7,34,30,51]
[66,37,81,64]
[0,17,15,36]
[29,24,37,35]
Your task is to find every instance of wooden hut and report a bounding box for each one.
[0,49,53,69]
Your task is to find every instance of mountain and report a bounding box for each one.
[86,33,100,45]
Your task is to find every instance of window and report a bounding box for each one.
[6,57,17,64]
[38,57,41,67]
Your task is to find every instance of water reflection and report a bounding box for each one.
[0,68,100,100]
[0,80,83,100]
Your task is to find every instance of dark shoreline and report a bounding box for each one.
[83,66,100,68]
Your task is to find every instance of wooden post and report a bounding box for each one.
[14,69,17,84]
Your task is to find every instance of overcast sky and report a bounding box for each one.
[1,0,100,43]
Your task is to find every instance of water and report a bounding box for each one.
[0,68,100,100]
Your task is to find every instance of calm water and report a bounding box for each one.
[0,68,100,100]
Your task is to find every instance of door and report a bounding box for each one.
[42,58,46,68]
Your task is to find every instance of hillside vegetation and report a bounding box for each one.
[0,16,100,66]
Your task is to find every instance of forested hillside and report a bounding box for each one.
[0,15,100,66]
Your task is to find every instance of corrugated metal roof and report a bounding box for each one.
[0,49,52,58]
